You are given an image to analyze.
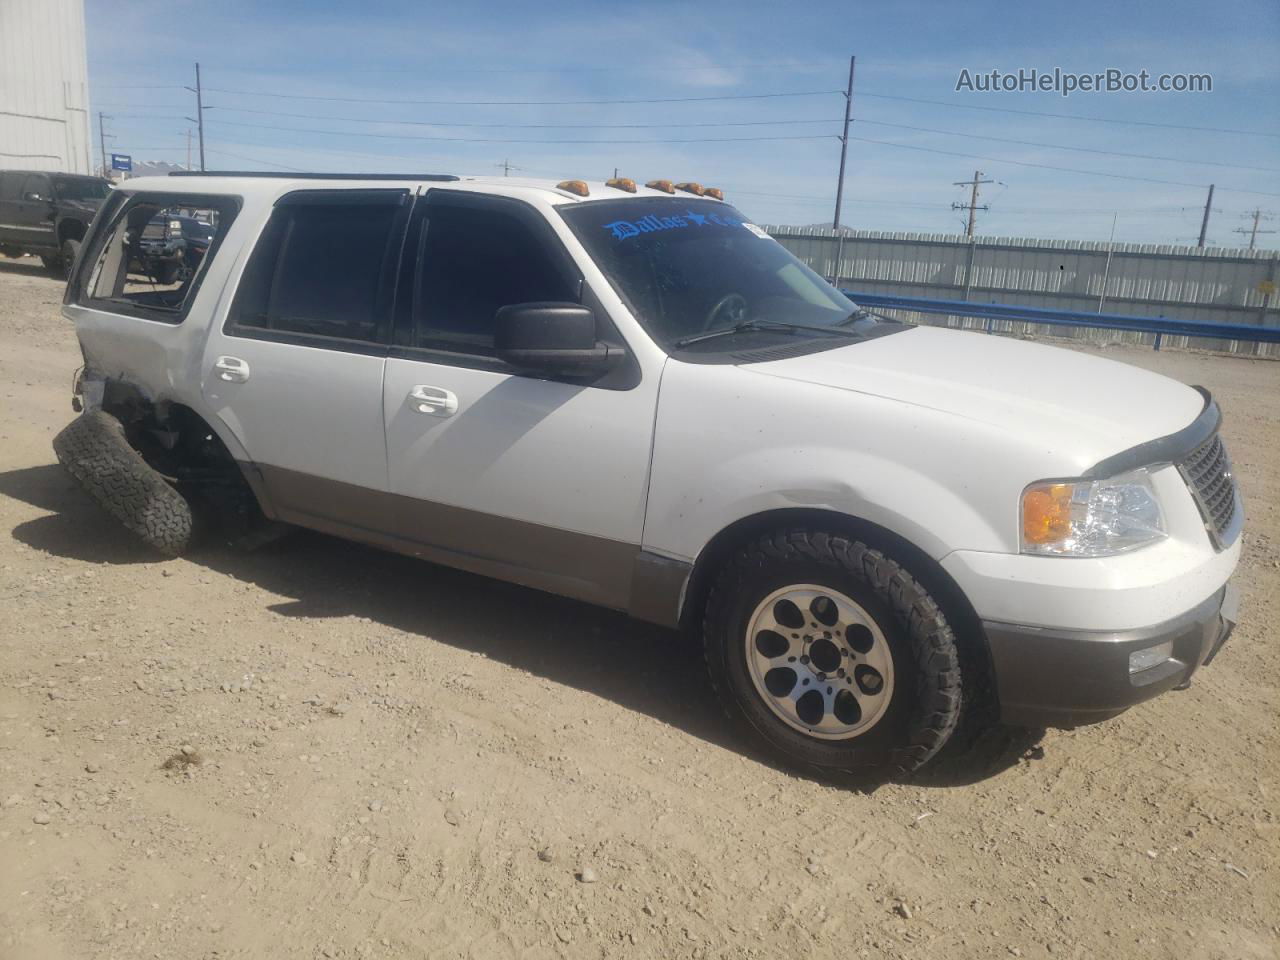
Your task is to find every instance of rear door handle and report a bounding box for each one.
[213,356,250,383]
[409,385,458,417]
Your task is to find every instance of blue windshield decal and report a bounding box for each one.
[604,209,743,240]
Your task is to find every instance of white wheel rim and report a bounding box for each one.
[744,584,895,740]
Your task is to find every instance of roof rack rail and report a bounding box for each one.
[166,171,459,181]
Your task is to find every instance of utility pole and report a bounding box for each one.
[186,129,193,170]
[1098,212,1118,313]
[184,63,206,171]
[1233,209,1275,250]
[951,170,993,238]
[98,112,109,178]
[832,54,855,231]
[1197,183,1215,248]
[496,159,521,177]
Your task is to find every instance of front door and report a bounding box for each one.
[202,188,412,528]
[12,173,57,250]
[381,189,661,608]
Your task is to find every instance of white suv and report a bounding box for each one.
[54,172,1241,778]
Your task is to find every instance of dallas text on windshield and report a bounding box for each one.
[603,209,745,240]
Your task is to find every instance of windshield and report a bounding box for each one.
[53,177,110,203]
[560,197,857,349]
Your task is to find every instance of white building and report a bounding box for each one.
[0,0,92,174]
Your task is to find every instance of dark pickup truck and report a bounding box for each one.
[132,212,215,284]
[0,170,112,276]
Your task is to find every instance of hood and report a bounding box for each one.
[744,325,1206,472]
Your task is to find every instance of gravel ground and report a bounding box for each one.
[1,255,1277,960]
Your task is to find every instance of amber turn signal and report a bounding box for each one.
[556,180,590,197]
[1021,482,1074,545]
[645,179,675,194]
[606,177,637,193]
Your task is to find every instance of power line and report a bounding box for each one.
[853,118,1280,174]
[203,119,836,145]
[328,59,827,76]
[92,60,822,81]
[104,106,1280,175]
[732,192,1202,216]
[204,146,307,171]
[844,134,1280,198]
[90,82,185,89]
[204,86,841,106]
[856,91,1280,138]
[200,106,841,130]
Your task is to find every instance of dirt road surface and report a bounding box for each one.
[1,257,1276,960]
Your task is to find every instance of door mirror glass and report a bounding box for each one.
[494,302,623,376]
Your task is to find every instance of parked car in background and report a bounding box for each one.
[132,212,215,284]
[0,170,111,275]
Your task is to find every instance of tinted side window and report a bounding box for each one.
[0,173,20,202]
[411,203,574,354]
[232,192,407,345]
[21,174,51,199]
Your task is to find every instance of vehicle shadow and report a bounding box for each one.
[1,462,1035,790]
[0,258,55,278]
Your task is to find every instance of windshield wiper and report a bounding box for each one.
[836,307,897,326]
[673,319,864,349]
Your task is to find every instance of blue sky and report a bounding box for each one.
[87,0,1280,247]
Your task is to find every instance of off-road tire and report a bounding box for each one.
[53,411,195,557]
[703,529,963,779]
[154,261,179,285]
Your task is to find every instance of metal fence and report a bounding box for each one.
[766,225,1280,357]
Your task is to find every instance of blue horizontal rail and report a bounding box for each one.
[842,291,1280,345]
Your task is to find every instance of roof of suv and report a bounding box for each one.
[114,172,729,206]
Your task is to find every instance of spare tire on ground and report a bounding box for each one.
[53,410,195,556]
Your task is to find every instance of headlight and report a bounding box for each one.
[1021,468,1166,557]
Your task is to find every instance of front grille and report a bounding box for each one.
[1178,434,1239,549]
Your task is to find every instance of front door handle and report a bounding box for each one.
[409,385,458,417]
[213,355,250,383]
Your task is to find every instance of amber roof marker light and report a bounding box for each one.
[606,177,637,193]
[556,179,590,197]
[645,179,675,194]
[675,182,706,197]
[704,187,725,201]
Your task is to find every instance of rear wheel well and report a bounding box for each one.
[58,218,87,245]
[96,388,268,523]
[680,509,994,711]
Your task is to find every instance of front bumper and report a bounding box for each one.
[984,582,1238,728]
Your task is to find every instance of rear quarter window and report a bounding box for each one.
[73,192,240,324]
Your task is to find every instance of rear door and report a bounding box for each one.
[0,172,18,245]
[202,188,411,526]
[380,189,661,607]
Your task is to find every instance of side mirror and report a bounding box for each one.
[494,302,624,377]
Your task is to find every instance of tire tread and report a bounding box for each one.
[703,527,963,777]
[53,411,194,556]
